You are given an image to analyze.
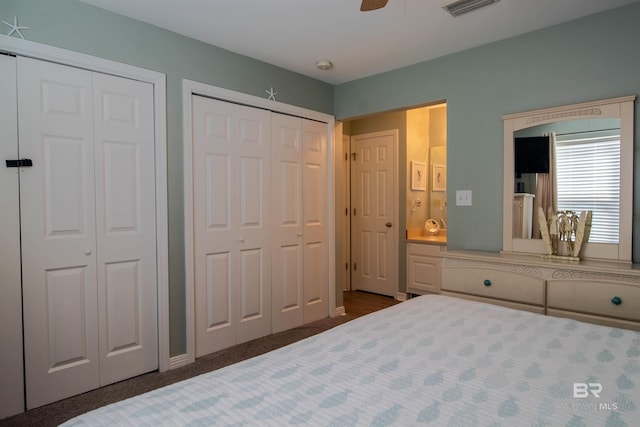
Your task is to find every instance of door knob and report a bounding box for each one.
[238,237,245,243]
[386,222,392,228]
[85,248,92,255]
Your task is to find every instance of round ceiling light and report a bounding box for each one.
[316,60,333,70]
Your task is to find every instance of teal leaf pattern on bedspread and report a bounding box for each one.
[60,295,640,426]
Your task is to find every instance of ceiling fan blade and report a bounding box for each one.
[360,0,389,12]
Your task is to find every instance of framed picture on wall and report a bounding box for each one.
[433,164,446,191]
[411,161,427,191]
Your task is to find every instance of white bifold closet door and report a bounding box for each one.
[193,95,272,357]
[271,114,328,332]
[18,57,158,409]
[300,118,329,324]
[192,96,329,356]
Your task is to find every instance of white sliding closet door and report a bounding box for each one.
[271,113,304,333]
[302,119,329,323]
[18,57,157,409]
[193,95,272,357]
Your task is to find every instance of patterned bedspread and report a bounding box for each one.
[62,295,640,426]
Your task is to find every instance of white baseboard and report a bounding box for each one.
[334,306,346,317]
[396,292,408,302]
[169,353,195,370]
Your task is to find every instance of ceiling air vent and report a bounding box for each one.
[443,0,500,17]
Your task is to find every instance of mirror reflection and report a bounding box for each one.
[513,118,620,244]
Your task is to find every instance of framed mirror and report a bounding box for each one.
[502,96,635,262]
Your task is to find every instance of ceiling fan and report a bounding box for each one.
[360,0,389,12]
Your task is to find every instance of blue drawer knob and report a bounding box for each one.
[483,279,491,287]
[611,296,622,306]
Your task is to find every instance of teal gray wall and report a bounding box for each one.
[336,3,640,261]
[0,0,333,357]
[3,0,640,358]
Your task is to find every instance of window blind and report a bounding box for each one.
[555,130,620,244]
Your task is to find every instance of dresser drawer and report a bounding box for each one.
[547,309,640,331]
[442,267,545,306]
[442,291,546,314]
[547,280,640,322]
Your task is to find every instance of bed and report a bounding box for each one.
[62,295,640,426]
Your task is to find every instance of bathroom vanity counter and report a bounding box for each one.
[406,228,447,245]
[407,235,447,245]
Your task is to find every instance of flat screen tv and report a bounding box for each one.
[514,136,550,176]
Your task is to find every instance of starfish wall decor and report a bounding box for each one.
[265,87,277,101]
[2,16,29,39]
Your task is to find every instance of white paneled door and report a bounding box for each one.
[93,72,158,386]
[351,131,397,297]
[193,95,272,356]
[270,114,328,332]
[271,113,304,333]
[191,95,329,354]
[18,57,157,409]
[301,119,329,323]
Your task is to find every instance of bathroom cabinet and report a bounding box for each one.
[406,243,445,295]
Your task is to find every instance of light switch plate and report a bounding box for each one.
[456,190,472,206]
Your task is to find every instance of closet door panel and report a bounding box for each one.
[93,73,158,385]
[302,119,329,323]
[271,113,304,333]
[18,56,100,409]
[206,154,231,228]
[0,54,24,418]
[193,96,271,355]
[205,252,233,329]
[239,248,265,322]
[239,156,264,227]
[44,138,87,233]
[44,268,93,362]
[234,106,271,344]
[104,261,141,349]
[194,97,236,356]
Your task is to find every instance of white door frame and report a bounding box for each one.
[182,79,336,366]
[342,134,352,291]
[0,35,170,371]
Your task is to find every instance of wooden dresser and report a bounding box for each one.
[440,250,640,331]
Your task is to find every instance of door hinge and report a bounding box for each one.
[345,262,349,271]
[351,152,356,161]
[353,208,356,216]
[345,152,348,161]
[6,158,33,168]
[353,262,357,271]
[345,208,348,216]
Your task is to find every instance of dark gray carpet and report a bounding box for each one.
[1,314,354,427]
